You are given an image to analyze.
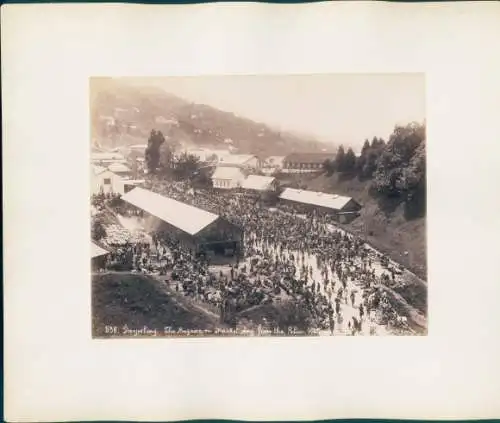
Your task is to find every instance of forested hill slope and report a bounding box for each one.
[90,78,332,156]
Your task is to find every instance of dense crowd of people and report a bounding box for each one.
[91,179,412,335]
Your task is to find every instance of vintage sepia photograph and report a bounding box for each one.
[90,74,427,337]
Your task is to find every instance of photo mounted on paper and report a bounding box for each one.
[90,74,427,338]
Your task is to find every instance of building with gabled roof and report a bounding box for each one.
[212,166,246,190]
[283,152,335,172]
[121,187,243,256]
[241,175,278,192]
[279,188,361,222]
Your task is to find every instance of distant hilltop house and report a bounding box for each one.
[283,152,335,172]
[279,188,361,223]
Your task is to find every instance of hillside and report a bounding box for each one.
[279,172,427,281]
[90,78,332,156]
[92,273,226,337]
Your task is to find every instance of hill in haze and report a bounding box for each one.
[90,78,333,156]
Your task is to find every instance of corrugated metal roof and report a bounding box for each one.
[279,188,354,211]
[108,163,131,173]
[241,175,276,191]
[121,187,219,236]
[212,166,245,180]
[91,242,109,259]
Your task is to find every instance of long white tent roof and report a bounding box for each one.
[91,242,109,259]
[121,187,219,236]
[279,188,354,211]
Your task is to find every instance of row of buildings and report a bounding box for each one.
[185,148,334,173]
[96,185,360,263]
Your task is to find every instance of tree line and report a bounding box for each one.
[323,122,426,211]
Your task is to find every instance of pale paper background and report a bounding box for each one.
[3,2,500,421]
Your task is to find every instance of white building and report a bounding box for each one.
[91,165,124,195]
[212,166,246,189]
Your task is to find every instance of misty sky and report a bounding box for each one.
[126,74,425,148]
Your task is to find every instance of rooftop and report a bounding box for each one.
[212,166,246,180]
[241,175,276,191]
[279,188,355,211]
[108,163,131,173]
[121,187,219,236]
[91,242,109,259]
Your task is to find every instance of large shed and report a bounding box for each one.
[121,187,243,256]
[279,188,361,222]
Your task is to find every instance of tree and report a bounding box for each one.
[361,139,371,156]
[361,150,379,178]
[91,219,107,241]
[145,129,165,174]
[372,122,425,197]
[173,152,201,179]
[335,145,346,172]
[344,147,356,172]
[323,159,335,176]
[355,154,366,174]
[159,141,174,171]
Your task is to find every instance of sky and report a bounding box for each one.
[126,74,425,148]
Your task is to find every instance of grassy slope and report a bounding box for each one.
[92,273,224,337]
